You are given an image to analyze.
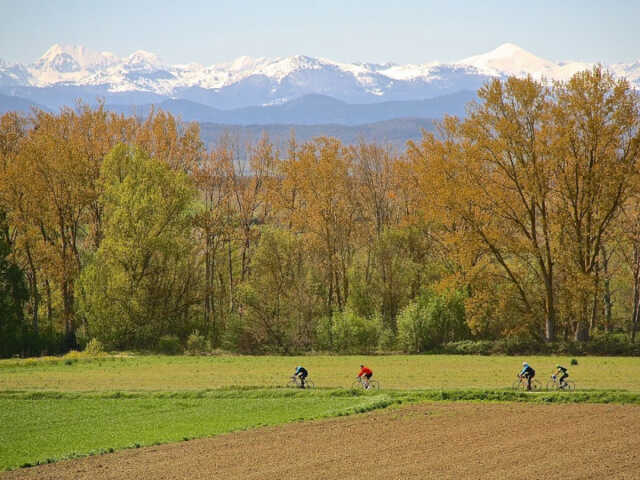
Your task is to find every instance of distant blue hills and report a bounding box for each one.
[1,90,474,125]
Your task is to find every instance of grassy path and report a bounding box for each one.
[2,354,639,391]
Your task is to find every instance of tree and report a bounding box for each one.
[192,141,234,346]
[0,210,28,357]
[408,76,558,340]
[78,145,199,349]
[277,137,358,313]
[238,226,314,352]
[551,67,640,340]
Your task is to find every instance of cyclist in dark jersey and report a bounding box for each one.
[553,365,569,388]
[519,362,536,391]
[294,366,308,388]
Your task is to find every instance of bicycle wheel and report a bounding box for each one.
[287,377,300,388]
[351,380,364,390]
[531,379,542,391]
[561,381,575,392]
[368,380,380,391]
[512,379,525,391]
[546,381,559,391]
[303,379,315,389]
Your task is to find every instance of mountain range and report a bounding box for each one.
[1,43,639,124]
[104,91,474,125]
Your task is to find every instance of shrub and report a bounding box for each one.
[586,333,639,355]
[438,338,640,356]
[186,330,209,354]
[314,316,333,351]
[331,310,381,353]
[397,303,425,353]
[84,338,105,356]
[64,350,84,360]
[156,335,182,355]
[221,313,261,354]
[443,340,493,355]
[75,325,89,351]
[490,337,547,355]
[397,290,469,353]
[378,324,397,351]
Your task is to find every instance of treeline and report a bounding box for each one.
[1,67,640,356]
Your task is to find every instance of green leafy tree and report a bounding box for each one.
[397,290,468,353]
[78,145,199,349]
[237,226,315,353]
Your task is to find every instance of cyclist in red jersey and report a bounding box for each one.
[357,364,373,389]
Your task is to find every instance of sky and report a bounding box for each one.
[1,0,639,65]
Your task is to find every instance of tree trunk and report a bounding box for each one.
[603,277,613,333]
[203,234,213,337]
[590,269,600,332]
[575,320,590,342]
[575,294,591,342]
[62,279,75,338]
[543,271,555,342]
[208,241,218,346]
[631,244,640,343]
[25,246,39,334]
[45,278,53,333]
[601,245,613,332]
[632,294,638,342]
[227,238,234,313]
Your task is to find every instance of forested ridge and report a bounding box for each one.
[1,67,640,356]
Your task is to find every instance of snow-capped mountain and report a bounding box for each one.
[0,42,638,111]
[458,43,559,78]
[35,44,119,72]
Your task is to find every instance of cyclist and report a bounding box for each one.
[357,364,373,389]
[293,366,308,388]
[519,361,536,391]
[552,364,569,389]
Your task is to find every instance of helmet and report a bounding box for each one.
[556,365,561,368]
[296,366,301,370]
[360,364,364,368]
[522,362,528,366]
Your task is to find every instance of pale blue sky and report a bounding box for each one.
[1,0,639,65]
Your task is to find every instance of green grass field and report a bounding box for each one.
[1,354,639,391]
[0,389,389,471]
[2,353,640,471]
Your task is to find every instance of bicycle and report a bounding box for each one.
[351,376,381,391]
[512,374,541,392]
[546,375,575,392]
[287,375,315,389]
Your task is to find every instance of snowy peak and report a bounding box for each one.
[39,52,81,73]
[35,44,119,72]
[125,50,162,69]
[459,42,558,77]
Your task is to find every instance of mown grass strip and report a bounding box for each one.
[2,387,639,403]
[0,387,370,400]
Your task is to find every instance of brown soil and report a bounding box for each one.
[4,402,640,480]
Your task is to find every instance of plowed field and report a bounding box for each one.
[4,402,640,480]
